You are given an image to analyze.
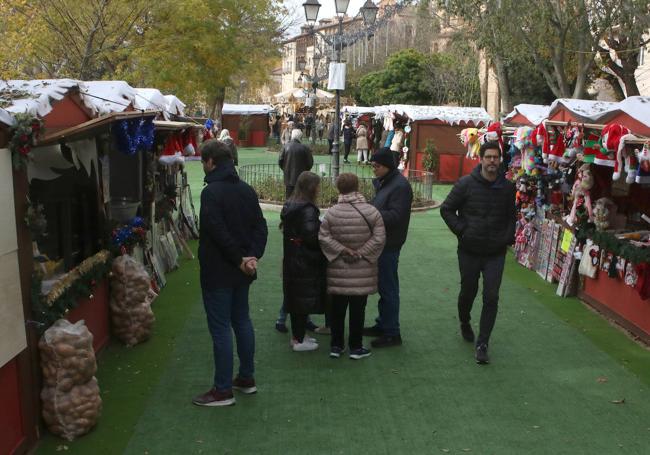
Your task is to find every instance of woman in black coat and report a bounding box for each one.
[342,120,355,164]
[282,171,326,351]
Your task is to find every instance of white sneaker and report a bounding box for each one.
[290,336,317,346]
[292,339,319,352]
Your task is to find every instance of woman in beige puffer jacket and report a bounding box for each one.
[319,173,386,359]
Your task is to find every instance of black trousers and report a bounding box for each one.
[290,313,308,342]
[285,185,294,199]
[331,295,367,350]
[344,142,352,160]
[328,139,333,154]
[457,249,506,346]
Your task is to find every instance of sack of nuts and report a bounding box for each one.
[110,255,156,347]
[39,319,102,441]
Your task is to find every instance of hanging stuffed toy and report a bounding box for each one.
[532,123,550,162]
[563,123,583,162]
[160,132,185,165]
[581,129,602,164]
[611,133,637,182]
[514,126,535,174]
[565,163,594,226]
[635,143,650,184]
[482,122,504,157]
[578,240,599,278]
[182,129,198,157]
[625,261,639,287]
[460,128,480,160]
[546,126,566,163]
[592,198,614,231]
[596,123,631,168]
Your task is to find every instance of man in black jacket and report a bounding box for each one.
[365,147,413,348]
[193,140,268,407]
[440,141,516,365]
[278,129,314,198]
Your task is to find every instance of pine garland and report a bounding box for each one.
[32,250,113,331]
[581,228,650,265]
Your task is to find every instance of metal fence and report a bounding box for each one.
[239,163,435,207]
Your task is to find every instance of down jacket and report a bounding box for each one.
[319,192,386,295]
[356,125,369,150]
[440,164,516,256]
[282,201,326,314]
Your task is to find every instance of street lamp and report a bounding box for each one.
[312,53,321,72]
[360,0,379,26]
[302,0,321,24]
[297,55,307,72]
[334,0,350,15]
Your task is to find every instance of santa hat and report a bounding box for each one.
[612,134,637,182]
[546,127,566,163]
[532,123,550,161]
[483,122,504,156]
[160,132,185,165]
[182,129,198,157]
[597,123,631,168]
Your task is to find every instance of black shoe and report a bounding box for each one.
[475,343,489,364]
[306,321,319,332]
[275,322,288,333]
[460,323,475,343]
[371,335,402,348]
[362,325,383,337]
[329,346,344,358]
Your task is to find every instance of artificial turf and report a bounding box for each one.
[37,147,650,454]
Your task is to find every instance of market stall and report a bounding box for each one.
[221,104,274,147]
[503,104,550,127]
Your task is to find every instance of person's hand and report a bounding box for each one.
[341,248,361,263]
[240,257,257,276]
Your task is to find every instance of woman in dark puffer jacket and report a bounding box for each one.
[282,171,327,351]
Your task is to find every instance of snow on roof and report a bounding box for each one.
[79,81,136,116]
[0,108,13,126]
[134,88,169,118]
[342,106,378,115]
[164,95,186,117]
[0,79,80,125]
[608,96,650,128]
[222,104,274,115]
[548,98,618,122]
[503,104,550,125]
[379,104,492,125]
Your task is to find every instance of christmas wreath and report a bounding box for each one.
[9,113,43,170]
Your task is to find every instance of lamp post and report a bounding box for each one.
[301,0,378,177]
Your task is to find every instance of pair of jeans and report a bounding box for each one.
[331,295,367,350]
[328,139,333,154]
[344,142,352,161]
[202,286,255,392]
[357,149,368,162]
[457,249,506,345]
[375,248,401,336]
[290,313,308,342]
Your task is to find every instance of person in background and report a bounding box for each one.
[440,141,516,365]
[282,171,327,351]
[193,139,268,407]
[316,116,325,142]
[272,116,281,144]
[373,118,383,153]
[342,120,355,164]
[278,129,313,199]
[327,120,336,155]
[364,147,413,348]
[356,122,369,164]
[218,129,238,166]
[281,120,294,145]
[319,173,386,359]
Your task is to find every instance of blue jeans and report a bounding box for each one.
[375,248,401,336]
[202,286,255,392]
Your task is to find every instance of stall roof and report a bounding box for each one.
[153,120,202,131]
[342,106,379,115]
[379,104,492,125]
[273,88,335,102]
[503,104,550,125]
[605,96,650,127]
[548,98,617,122]
[222,104,274,115]
[0,79,80,126]
[164,95,186,117]
[80,80,136,116]
[134,88,169,118]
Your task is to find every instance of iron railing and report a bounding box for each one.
[239,163,435,207]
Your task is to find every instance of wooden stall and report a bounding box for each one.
[222,104,275,147]
[503,104,550,127]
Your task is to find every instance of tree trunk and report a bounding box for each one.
[492,53,512,114]
[210,87,226,122]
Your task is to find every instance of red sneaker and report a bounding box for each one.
[192,388,235,407]
[232,376,257,394]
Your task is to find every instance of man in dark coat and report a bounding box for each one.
[365,147,413,348]
[440,141,516,365]
[278,129,314,198]
[193,140,268,407]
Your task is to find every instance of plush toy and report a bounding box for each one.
[596,123,631,168]
[532,123,550,161]
[460,128,480,160]
[611,134,638,182]
[483,122,504,156]
[546,126,567,163]
[563,124,583,162]
[514,127,536,174]
[635,143,650,184]
[592,198,614,231]
[565,163,594,226]
[160,132,185,165]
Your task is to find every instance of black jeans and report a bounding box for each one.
[331,295,367,350]
[290,313,308,342]
[457,249,506,346]
[328,139,333,154]
[344,142,352,161]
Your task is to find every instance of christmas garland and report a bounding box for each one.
[32,250,113,330]
[577,226,650,265]
[9,113,43,170]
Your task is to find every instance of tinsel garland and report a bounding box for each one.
[112,117,155,156]
[32,250,112,330]
[111,217,147,255]
[9,113,43,170]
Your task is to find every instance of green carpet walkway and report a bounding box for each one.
[37,148,650,454]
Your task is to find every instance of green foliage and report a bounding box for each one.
[422,140,439,173]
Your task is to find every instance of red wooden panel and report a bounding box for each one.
[438,154,463,182]
[0,357,25,455]
[250,130,267,147]
[599,112,650,136]
[584,273,650,337]
[461,157,478,176]
[43,95,92,131]
[504,112,534,127]
[66,279,110,353]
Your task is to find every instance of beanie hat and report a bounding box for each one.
[597,123,631,168]
[370,147,396,170]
